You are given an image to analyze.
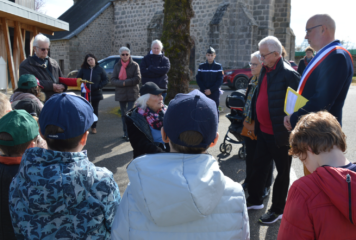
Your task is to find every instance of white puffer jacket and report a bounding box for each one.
[111,153,250,240]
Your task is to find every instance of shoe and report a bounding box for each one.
[247,202,264,210]
[125,136,130,142]
[242,182,248,191]
[91,128,97,134]
[259,210,283,224]
[262,187,270,199]
[122,135,127,139]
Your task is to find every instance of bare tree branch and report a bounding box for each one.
[35,0,47,14]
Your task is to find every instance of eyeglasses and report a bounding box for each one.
[36,47,49,52]
[249,63,259,67]
[260,51,275,59]
[305,25,322,36]
[121,54,129,56]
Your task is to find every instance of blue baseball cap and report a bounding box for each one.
[163,89,218,148]
[39,93,98,139]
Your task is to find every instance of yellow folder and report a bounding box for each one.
[284,87,309,116]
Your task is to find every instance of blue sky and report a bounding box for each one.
[42,0,356,49]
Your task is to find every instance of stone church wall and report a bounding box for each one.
[51,5,114,75]
[50,0,295,76]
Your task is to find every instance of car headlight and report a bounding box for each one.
[225,71,233,76]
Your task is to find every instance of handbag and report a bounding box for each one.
[241,120,257,140]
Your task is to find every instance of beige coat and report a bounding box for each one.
[111,58,141,102]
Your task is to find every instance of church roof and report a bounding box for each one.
[49,0,113,41]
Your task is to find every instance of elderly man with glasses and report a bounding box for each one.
[19,33,66,101]
[246,36,300,224]
[283,14,354,175]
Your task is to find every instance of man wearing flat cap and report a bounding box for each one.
[196,47,223,113]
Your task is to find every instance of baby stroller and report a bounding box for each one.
[219,89,246,159]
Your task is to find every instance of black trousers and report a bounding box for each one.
[206,89,220,110]
[247,131,292,214]
[91,99,100,128]
[244,136,273,188]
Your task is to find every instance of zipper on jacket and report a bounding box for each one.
[346,174,354,224]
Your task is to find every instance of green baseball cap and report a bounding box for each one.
[18,74,39,89]
[0,110,39,146]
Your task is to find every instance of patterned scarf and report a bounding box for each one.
[243,75,259,123]
[138,106,166,130]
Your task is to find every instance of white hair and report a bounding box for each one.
[119,47,130,55]
[33,33,50,47]
[135,94,151,110]
[151,40,163,50]
[251,51,263,63]
[258,36,282,55]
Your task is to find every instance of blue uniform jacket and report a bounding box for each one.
[290,41,354,128]
[196,60,223,93]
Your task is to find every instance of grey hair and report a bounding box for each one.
[258,36,282,55]
[33,33,50,47]
[151,40,163,50]
[119,47,130,55]
[134,94,151,110]
[0,92,11,119]
[251,51,263,63]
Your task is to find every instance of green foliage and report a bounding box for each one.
[161,0,194,103]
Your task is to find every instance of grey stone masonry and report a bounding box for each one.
[50,0,295,77]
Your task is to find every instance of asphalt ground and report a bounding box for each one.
[81,84,356,240]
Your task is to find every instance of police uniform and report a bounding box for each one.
[195,48,223,111]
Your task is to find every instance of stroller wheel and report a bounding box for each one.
[238,147,246,160]
[225,144,232,154]
[220,143,226,153]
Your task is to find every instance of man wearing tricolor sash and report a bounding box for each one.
[284,14,354,175]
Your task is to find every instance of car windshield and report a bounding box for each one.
[289,61,297,67]
[99,58,117,69]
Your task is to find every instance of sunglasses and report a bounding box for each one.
[37,47,49,52]
[121,54,129,56]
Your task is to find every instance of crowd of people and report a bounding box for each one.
[0,13,355,240]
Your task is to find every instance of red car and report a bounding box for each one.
[223,61,298,90]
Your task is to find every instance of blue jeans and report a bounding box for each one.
[119,101,135,136]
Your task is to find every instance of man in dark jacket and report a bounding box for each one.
[297,46,314,75]
[246,36,300,224]
[19,33,66,101]
[140,40,171,100]
[284,14,354,176]
[196,47,223,112]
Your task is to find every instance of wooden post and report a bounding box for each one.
[29,31,34,56]
[1,18,17,89]
[15,22,26,62]
[13,21,19,78]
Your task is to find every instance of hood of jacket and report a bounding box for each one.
[312,166,356,224]
[126,153,226,227]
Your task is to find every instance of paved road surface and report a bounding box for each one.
[83,85,356,240]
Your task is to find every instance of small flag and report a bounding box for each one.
[81,83,90,101]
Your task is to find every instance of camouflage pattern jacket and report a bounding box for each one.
[8,148,121,240]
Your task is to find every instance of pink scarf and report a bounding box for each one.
[119,59,129,80]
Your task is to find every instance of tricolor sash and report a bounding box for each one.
[297,41,353,95]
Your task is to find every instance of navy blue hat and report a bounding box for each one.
[164,89,218,148]
[39,93,98,139]
[207,46,215,54]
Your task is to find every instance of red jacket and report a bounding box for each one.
[278,166,356,240]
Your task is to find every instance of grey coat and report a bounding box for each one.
[111,58,141,102]
[19,56,65,100]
